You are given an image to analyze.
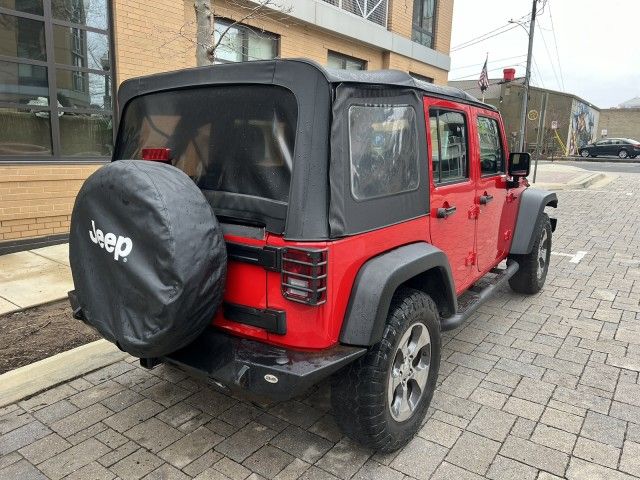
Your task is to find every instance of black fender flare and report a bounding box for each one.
[510,188,558,255]
[339,242,456,346]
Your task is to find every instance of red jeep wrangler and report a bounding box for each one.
[68,59,557,452]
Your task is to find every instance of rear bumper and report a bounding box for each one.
[69,290,366,401]
[153,328,366,401]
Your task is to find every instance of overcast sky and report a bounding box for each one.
[449,0,639,108]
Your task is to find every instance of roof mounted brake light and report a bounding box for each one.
[141,148,171,162]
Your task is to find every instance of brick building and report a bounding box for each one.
[450,72,600,157]
[599,109,640,141]
[0,0,453,252]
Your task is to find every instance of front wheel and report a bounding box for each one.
[580,149,590,158]
[619,149,629,159]
[508,213,552,294]
[331,288,441,452]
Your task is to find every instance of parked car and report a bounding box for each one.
[67,59,558,452]
[579,138,640,159]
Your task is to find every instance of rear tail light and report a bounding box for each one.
[141,147,171,162]
[281,247,327,305]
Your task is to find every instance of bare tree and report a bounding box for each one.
[193,0,291,66]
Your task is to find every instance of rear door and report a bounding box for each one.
[426,98,478,293]
[473,108,509,271]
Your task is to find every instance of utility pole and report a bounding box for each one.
[518,0,538,152]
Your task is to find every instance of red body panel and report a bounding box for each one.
[213,95,523,351]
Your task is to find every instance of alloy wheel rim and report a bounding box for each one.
[387,322,431,422]
[581,150,589,157]
[620,150,628,158]
[537,228,549,281]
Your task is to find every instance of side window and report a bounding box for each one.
[429,109,468,184]
[348,105,419,200]
[477,116,505,176]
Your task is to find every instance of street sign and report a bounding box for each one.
[551,120,558,130]
[528,110,538,121]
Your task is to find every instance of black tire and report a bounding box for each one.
[630,155,637,159]
[508,213,552,294]
[331,288,441,452]
[619,149,629,159]
[580,149,590,158]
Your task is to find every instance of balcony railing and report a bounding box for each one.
[321,0,388,27]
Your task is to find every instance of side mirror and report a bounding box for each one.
[508,152,531,177]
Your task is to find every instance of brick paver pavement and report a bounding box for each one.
[2,177,640,479]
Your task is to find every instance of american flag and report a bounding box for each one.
[478,56,489,93]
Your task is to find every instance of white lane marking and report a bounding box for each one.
[570,251,588,264]
[551,250,588,264]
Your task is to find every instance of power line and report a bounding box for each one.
[451,22,514,51]
[537,23,561,90]
[451,10,531,51]
[451,23,521,52]
[532,55,545,89]
[449,54,527,72]
[548,0,565,90]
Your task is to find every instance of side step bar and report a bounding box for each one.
[440,261,519,331]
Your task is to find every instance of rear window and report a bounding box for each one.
[115,85,298,203]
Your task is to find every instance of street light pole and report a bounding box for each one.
[518,0,538,152]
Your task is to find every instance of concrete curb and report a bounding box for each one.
[0,339,128,408]
[532,172,608,191]
[0,295,69,317]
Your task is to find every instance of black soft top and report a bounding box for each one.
[323,67,495,110]
[118,58,494,116]
[115,59,492,240]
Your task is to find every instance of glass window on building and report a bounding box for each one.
[327,51,366,70]
[213,18,279,63]
[410,72,434,83]
[412,0,437,49]
[0,0,114,160]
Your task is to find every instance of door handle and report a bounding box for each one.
[479,194,494,205]
[436,206,457,218]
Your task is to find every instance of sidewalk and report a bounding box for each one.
[529,162,609,190]
[0,244,72,315]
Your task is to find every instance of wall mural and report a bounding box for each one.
[567,99,599,155]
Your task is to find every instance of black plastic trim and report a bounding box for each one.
[224,303,286,335]
[340,242,456,346]
[440,261,519,331]
[226,242,281,271]
[510,188,558,255]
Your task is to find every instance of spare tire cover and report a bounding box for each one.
[69,160,226,358]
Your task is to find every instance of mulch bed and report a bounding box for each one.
[0,300,101,375]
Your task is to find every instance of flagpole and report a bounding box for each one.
[482,52,487,103]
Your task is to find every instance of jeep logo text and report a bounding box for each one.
[89,220,133,261]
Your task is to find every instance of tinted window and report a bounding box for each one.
[51,0,108,29]
[214,19,278,63]
[116,85,297,203]
[348,105,419,200]
[328,51,366,70]
[477,116,504,175]
[430,109,468,183]
[0,14,46,61]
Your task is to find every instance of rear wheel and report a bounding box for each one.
[508,213,552,294]
[331,288,441,452]
[580,149,590,158]
[619,149,629,159]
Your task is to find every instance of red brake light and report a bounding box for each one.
[141,148,171,162]
[281,248,327,305]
